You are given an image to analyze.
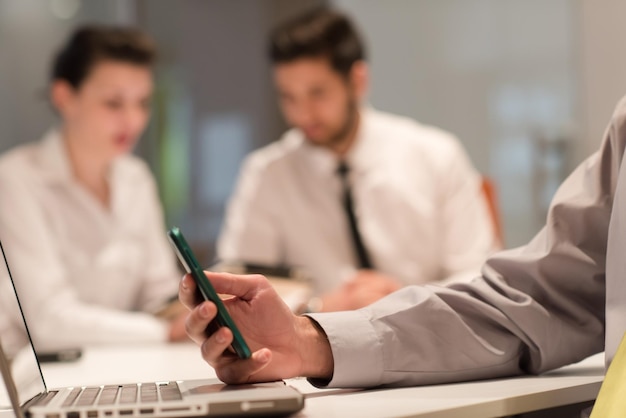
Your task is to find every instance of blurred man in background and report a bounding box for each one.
[218,8,498,312]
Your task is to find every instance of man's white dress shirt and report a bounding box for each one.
[218,108,496,293]
[0,130,179,351]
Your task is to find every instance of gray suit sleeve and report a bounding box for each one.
[309,96,626,388]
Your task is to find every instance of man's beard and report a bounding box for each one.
[306,96,359,150]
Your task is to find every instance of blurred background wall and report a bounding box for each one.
[1,0,625,265]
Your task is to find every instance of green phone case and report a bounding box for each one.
[167,227,251,359]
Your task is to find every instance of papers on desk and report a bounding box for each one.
[210,261,313,312]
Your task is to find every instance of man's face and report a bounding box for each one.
[273,57,362,151]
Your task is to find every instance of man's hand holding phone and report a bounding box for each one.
[168,226,333,383]
[178,271,334,384]
[168,227,251,358]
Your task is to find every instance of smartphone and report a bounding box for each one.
[167,227,251,359]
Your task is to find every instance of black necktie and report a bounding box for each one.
[337,161,373,269]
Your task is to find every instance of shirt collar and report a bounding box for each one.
[36,128,75,184]
[343,107,377,175]
[36,128,125,188]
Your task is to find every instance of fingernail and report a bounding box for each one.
[257,350,269,363]
[215,331,226,344]
[199,303,209,318]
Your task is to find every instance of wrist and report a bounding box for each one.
[300,296,324,314]
[295,315,333,380]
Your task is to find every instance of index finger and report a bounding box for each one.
[203,272,269,301]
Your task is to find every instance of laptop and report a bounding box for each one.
[0,241,304,418]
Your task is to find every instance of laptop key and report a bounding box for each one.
[76,387,101,406]
[62,388,82,407]
[98,386,120,405]
[32,391,58,406]
[158,382,182,402]
[119,384,138,404]
[140,383,158,403]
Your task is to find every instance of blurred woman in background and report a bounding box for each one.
[0,25,187,353]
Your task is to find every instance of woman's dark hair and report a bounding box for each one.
[269,8,366,78]
[51,25,156,89]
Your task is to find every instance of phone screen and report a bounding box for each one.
[167,227,251,359]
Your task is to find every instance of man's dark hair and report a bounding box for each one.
[51,25,156,89]
[269,8,366,78]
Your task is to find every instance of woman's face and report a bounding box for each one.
[54,60,153,160]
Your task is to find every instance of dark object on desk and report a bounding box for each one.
[36,348,82,363]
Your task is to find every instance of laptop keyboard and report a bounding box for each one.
[40,382,182,407]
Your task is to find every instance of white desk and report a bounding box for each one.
[40,344,604,418]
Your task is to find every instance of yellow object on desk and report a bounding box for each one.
[590,333,626,417]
